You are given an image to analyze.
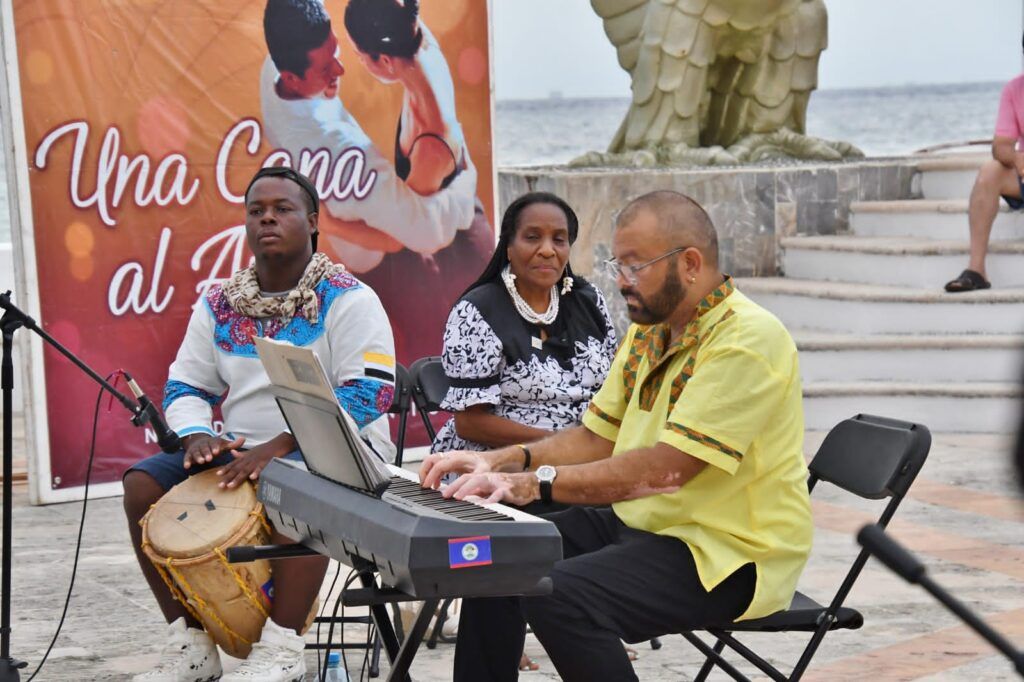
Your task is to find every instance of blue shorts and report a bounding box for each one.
[1002,176,1024,210]
[126,447,304,492]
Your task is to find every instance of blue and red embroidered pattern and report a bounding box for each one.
[162,379,222,412]
[205,272,360,356]
[335,379,395,428]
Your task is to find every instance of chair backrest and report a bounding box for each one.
[388,362,412,465]
[809,413,931,504]
[408,356,449,442]
[409,356,448,411]
[388,363,413,416]
[810,414,931,620]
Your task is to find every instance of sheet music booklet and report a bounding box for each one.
[252,335,391,492]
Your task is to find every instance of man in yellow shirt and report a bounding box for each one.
[420,190,813,682]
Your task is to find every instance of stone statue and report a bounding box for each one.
[573,0,862,167]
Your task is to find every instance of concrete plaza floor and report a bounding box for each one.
[2,429,1024,681]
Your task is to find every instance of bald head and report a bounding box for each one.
[616,191,718,268]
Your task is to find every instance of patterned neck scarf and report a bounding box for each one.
[221,252,344,324]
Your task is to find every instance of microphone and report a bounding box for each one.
[856,524,925,584]
[124,373,181,454]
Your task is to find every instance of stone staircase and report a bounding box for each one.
[738,153,1024,432]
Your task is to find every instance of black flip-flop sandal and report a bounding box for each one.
[944,269,991,292]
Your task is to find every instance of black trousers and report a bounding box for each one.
[453,506,756,682]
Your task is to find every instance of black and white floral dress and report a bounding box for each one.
[432,279,617,453]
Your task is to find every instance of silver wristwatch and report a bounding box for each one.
[535,465,557,504]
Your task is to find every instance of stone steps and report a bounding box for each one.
[802,381,1020,433]
[917,153,986,200]
[798,331,1024,385]
[793,332,1024,384]
[736,277,1024,336]
[747,153,1022,432]
[850,199,1024,241]
[781,235,1024,288]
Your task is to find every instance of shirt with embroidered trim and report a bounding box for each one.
[162,271,398,460]
[581,277,812,621]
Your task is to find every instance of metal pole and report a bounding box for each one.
[0,319,25,680]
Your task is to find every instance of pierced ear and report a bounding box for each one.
[683,245,703,275]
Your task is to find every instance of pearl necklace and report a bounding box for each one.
[501,265,559,326]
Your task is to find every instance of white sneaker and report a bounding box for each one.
[132,618,222,682]
[221,618,306,682]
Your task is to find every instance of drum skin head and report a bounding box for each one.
[146,470,258,559]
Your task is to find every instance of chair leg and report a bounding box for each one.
[649,636,662,650]
[426,597,455,649]
[680,632,750,682]
[694,638,726,682]
[394,412,408,467]
[788,623,831,681]
[369,632,382,678]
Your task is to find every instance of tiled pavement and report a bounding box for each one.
[3,431,1023,680]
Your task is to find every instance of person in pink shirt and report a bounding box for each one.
[945,58,1024,292]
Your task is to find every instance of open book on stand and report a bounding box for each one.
[253,335,391,494]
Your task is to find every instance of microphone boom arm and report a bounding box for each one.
[1,290,140,417]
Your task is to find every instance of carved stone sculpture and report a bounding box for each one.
[573,0,863,166]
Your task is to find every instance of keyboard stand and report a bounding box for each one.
[226,544,438,682]
[343,583,440,682]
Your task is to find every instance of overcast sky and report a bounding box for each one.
[491,0,1024,100]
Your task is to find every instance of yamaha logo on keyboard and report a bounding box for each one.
[448,535,493,569]
[261,481,282,506]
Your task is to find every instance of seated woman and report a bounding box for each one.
[433,192,619,671]
[434,191,616,454]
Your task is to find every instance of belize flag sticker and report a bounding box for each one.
[448,535,493,569]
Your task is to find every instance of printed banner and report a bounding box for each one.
[5,0,494,500]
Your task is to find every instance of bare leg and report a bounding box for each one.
[268,529,328,634]
[967,159,1021,277]
[123,470,200,627]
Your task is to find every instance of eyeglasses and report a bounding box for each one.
[603,247,686,285]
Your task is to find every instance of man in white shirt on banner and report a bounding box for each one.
[259,0,494,364]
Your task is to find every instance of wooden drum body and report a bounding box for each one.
[141,469,310,658]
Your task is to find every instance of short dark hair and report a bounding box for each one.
[616,190,719,268]
[244,166,320,251]
[463,192,580,296]
[264,0,333,76]
[344,0,423,60]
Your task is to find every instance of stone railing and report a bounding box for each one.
[498,159,919,279]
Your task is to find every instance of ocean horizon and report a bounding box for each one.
[493,79,1004,166]
[0,80,1006,243]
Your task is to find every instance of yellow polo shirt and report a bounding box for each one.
[582,277,811,621]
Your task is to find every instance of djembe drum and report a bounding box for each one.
[141,469,314,658]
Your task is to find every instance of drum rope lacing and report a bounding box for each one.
[142,506,276,653]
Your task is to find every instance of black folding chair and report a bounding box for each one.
[307,362,412,677]
[389,362,413,466]
[408,355,448,443]
[681,413,932,681]
[402,356,460,647]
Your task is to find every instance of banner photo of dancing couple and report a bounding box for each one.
[1,0,495,504]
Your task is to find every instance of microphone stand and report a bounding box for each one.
[858,524,1024,677]
[1,290,145,681]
